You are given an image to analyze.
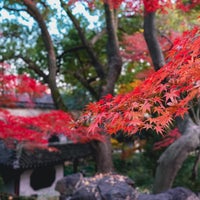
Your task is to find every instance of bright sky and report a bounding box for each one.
[0,1,99,34]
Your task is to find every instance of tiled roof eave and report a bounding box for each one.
[0,143,93,170]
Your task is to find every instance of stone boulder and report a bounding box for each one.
[138,187,200,200]
[55,173,83,197]
[55,173,199,200]
[55,173,138,200]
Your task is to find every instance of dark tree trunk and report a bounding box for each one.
[92,4,122,173]
[153,116,200,193]
[92,135,114,173]
[143,11,165,71]
[61,2,122,173]
[23,0,67,111]
[101,4,122,96]
[142,10,200,194]
[24,0,122,173]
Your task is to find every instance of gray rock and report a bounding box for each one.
[168,187,199,200]
[56,173,199,200]
[70,187,98,200]
[138,187,199,200]
[97,175,138,200]
[55,173,83,196]
[138,193,172,200]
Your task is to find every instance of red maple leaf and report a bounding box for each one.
[82,27,200,136]
[153,128,181,150]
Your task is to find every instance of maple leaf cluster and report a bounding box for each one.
[0,63,103,146]
[123,0,200,13]
[0,63,47,107]
[68,0,200,13]
[153,128,181,150]
[21,110,104,143]
[121,31,181,65]
[0,109,103,147]
[68,0,124,9]
[121,32,150,63]
[176,0,200,12]
[0,109,48,144]
[83,27,200,135]
[143,0,172,13]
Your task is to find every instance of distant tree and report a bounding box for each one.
[0,63,101,147]
[0,62,47,107]
[1,0,123,172]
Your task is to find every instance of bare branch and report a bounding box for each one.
[3,6,26,12]
[160,33,174,53]
[17,55,49,83]
[101,3,122,96]
[57,45,85,60]
[73,72,99,100]
[90,29,106,45]
[60,0,105,79]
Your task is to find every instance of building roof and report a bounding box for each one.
[0,94,93,170]
[0,140,93,170]
[0,93,55,109]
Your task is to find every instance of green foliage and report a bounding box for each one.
[113,152,153,191]
[113,132,163,191]
[117,62,150,85]
[157,6,199,33]
[0,176,4,188]
[114,132,200,192]
[64,157,96,177]
[0,193,35,200]
[118,14,143,36]
[63,89,93,110]
[173,154,200,192]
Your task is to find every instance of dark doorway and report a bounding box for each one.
[30,167,56,190]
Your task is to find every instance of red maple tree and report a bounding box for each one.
[121,31,179,65]
[0,109,102,146]
[82,26,200,138]
[2,0,199,149]
[0,63,102,146]
[0,62,47,107]
[68,0,200,13]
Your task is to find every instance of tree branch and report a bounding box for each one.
[57,45,85,60]
[143,11,165,71]
[101,3,122,97]
[23,0,67,111]
[3,6,26,12]
[153,116,200,193]
[57,45,86,69]
[160,33,173,53]
[17,55,49,83]
[23,0,56,71]
[73,72,99,100]
[90,28,106,45]
[60,0,105,79]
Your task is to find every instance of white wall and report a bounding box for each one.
[19,165,63,197]
[6,108,51,116]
